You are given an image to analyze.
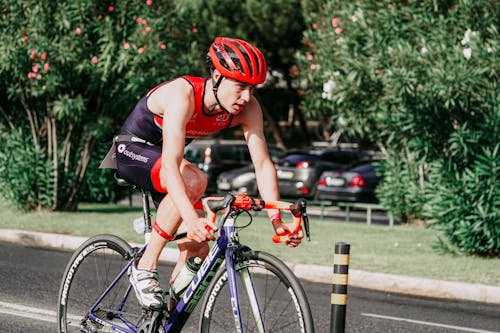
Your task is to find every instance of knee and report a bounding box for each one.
[182,164,207,200]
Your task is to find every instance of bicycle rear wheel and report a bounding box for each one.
[199,250,314,332]
[57,234,142,333]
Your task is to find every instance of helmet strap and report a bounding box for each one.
[208,75,225,112]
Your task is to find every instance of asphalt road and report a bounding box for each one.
[1,242,499,333]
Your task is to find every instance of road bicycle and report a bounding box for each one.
[57,182,314,332]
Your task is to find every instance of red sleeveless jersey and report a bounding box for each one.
[149,75,233,139]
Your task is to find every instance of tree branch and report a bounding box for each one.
[0,105,15,130]
[19,94,39,147]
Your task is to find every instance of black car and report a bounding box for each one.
[276,148,369,199]
[216,146,286,195]
[316,160,382,203]
[184,139,252,194]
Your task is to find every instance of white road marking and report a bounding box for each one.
[0,301,80,326]
[362,313,500,333]
[0,301,57,323]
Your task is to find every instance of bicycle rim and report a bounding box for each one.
[199,250,314,333]
[57,234,142,333]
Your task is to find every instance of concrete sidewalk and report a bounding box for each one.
[2,228,500,305]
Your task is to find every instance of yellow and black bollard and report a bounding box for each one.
[330,242,350,333]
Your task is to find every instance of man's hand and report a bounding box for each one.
[186,217,217,243]
[271,218,304,248]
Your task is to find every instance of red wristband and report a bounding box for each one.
[153,221,175,241]
[270,213,281,223]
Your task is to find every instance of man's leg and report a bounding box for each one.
[130,160,207,309]
[169,204,209,285]
[137,161,208,271]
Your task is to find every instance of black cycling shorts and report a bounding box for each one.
[115,140,166,207]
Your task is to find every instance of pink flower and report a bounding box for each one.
[146,0,153,6]
[27,72,36,79]
[135,17,147,24]
[36,74,42,80]
[41,52,47,60]
[310,64,317,70]
[123,42,130,49]
[335,28,343,34]
[145,26,151,33]
[108,6,114,12]
[91,56,99,64]
[374,69,381,75]
[307,54,314,61]
[75,27,82,35]
[312,23,319,29]
[160,44,166,50]
[32,65,39,73]
[332,18,340,27]
[387,4,393,9]
[192,28,198,33]
[22,36,29,42]
[138,47,144,54]
[44,63,50,71]
[30,51,37,61]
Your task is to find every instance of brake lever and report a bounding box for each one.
[298,198,311,241]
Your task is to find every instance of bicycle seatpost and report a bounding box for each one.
[141,190,152,234]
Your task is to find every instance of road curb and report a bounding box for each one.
[2,228,500,305]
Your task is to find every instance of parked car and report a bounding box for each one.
[184,139,252,194]
[216,146,286,195]
[276,148,370,199]
[316,160,382,203]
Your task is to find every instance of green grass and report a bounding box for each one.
[1,202,499,286]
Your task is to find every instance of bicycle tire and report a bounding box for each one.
[199,250,314,332]
[57,234,142,333]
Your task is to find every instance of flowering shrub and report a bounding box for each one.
[298,1,499,255]
[0,0,200,210]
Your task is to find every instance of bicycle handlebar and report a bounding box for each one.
[202,193,311,243]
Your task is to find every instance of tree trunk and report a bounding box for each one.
[20,95,39,147]
[261,107,285,149]
[294,106,310,146]
[0,105,14,129]
[62,134,94,211]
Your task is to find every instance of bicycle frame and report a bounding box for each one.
[167,215,244,332]
[82,192,308,333]
[84,207,258,332]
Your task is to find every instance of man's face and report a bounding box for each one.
[217,77,255,115]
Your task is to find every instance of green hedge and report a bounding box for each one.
[298,0,499,255]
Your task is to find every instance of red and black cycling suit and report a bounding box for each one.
[115,75,233,207]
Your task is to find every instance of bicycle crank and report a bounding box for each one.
[137,309,166,333]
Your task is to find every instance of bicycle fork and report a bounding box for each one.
[225,225,266,333]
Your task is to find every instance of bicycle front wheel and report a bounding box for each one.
[57,234,142,333]
[199,250,314,332]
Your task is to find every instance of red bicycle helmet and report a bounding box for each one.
[208,37,267,85]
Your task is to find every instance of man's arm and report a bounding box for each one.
[238,98,303,247]
[239,98,279,203]
[148,79,200,223]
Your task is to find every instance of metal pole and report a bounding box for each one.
[330,242,350,333]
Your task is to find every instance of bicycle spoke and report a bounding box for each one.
[199,250,314,332]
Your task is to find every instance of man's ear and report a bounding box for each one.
[212,69,222,81]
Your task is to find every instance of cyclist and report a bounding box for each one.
[110,37,304,310]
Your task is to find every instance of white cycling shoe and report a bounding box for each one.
[128,263,166,310]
